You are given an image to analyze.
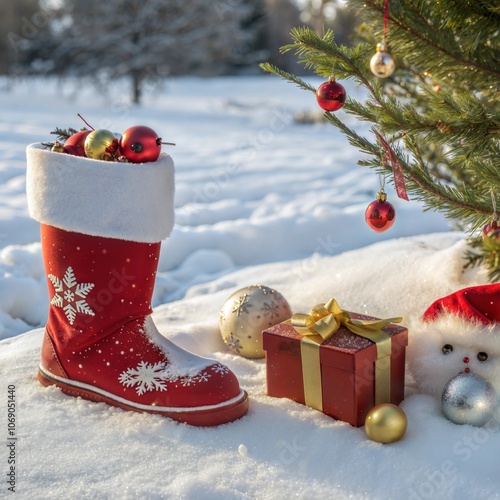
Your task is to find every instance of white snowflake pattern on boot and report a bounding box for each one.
[211,363,230,375]
[119,360,218,394]
[119,361,170,395]
[48,266,95,325]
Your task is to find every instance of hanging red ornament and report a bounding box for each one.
[482,193,500,241]
[316,77,346,112]
[482,219,500,241]
[63,129,91,157]
[365,189,396,232]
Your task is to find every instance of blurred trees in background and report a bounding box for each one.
[19,0,269,104]
[0,0,41,74]
[0,0,358,103]
[297,0,358,45]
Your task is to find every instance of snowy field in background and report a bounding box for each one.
[0,76,498,499]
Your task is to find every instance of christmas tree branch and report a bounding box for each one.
[324,111,492,223]
[261,2,499,277]
[259,63,316,94]
[262,51,496,224]
[390,136,493,229]
[268,27,500,151]
[280,28,382,104]
[465,238,500,282]
[359,0,500,79]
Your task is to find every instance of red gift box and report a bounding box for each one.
[262,301,408,427]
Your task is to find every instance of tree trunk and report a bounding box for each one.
[132,72,141,104]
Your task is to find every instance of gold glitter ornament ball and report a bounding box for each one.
[365,404,407,444]
[84,129,118,160]
[220,285,292,358]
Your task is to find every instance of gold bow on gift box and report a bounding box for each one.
[291,298,402,412]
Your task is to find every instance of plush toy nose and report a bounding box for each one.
[463,357,470,372]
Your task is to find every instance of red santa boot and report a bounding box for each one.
[26,143,249,426]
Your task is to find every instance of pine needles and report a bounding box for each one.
[260,1,500,280]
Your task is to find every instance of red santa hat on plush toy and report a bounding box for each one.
[423,283,500,324]
[408,283,500,399]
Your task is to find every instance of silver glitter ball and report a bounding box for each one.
[441,372,497,427]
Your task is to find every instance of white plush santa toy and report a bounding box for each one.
[408,283,500,400]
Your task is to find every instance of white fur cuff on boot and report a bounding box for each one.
[26,143,175,243]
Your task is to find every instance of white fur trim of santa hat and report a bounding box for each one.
[26,143,175,243]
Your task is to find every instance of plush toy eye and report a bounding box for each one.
[477,352,488,362]
[442,344,453,354]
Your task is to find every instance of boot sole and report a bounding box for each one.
[38,366,249,427]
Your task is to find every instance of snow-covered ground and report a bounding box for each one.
[0,76,498,499]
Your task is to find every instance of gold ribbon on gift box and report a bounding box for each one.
[291,298,402,412]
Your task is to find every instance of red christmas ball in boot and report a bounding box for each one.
[365,190,396,232]
[119,125,162,163]
[316,76,346,112]
[63,129,91,157]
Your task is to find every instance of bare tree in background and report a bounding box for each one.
[263,0,303,72]
[1,0,339,87]
[262,0,358,73]
[0,0,41,75]
[297,0,358,44]
[17,0,268,103]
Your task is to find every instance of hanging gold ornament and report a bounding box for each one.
[370,0,395,78]
[365,403,407,443]
[220,285,292,359]
[370,42,396,78]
